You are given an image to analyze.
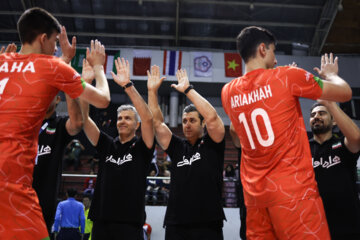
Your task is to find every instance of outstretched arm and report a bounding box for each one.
[77,40,110,108]
[59,27,110,108]
[318,100,360,153]
[147,65,172,150]
[314,53,352,102]
[79,59,101,146]
[111,58,154,149]
[172,69,225,143]
[64,93,83,136]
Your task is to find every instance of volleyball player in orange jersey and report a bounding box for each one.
[0,7,110,240]
[221,26,352,239]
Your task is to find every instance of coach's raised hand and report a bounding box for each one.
[172,69,190,93]
[147,65,166,93]
[111,57,131,87]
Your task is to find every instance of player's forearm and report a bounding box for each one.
[93,65,111,106]
[324,75,352,102]
[125,85,153,123]
[148,90,165,128]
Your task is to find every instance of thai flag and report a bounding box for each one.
[163,50,182,76]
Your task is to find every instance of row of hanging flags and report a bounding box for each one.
[71,49,242,78]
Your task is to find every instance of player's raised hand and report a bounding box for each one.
[314,53,338,79]
[111,57,131,88]
[147,65,166,92]
[59,26,76,64]
[81,59,95,84]
[172,69,190,93]
[86,40,106,67]
[0,43,17,54]
[288,62,297,67]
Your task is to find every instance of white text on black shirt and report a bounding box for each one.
[177,152,201,167]
[106,154,133,166]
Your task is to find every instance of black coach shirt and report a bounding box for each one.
[32,113,71,231]
[310,136,360,239]
[164,133,226,226]
[89,131,154,225]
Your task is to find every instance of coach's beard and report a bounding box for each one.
[311,123,332,135]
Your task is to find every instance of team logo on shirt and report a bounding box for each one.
[177,152,201,167]
[312,155,341,169]
[37,145,51,156]
[105,154,133,166]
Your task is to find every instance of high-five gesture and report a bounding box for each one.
[81,59,95,84]
[111,57,130,87]
[78,39,110,109]
[59,26,76,64]
[314,53,338,79]
[86,40,105,67]
[172,69,190,93]
[147,65,166,92]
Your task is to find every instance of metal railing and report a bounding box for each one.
[60,173,240,207]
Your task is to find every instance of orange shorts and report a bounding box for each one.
[246,196,330,240]
[0,181,49,240]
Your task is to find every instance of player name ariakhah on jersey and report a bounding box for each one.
[0,53,85,186]
[222,66,323,208]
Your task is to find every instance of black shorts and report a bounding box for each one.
[165,224,223,240]
[92,220,143,240]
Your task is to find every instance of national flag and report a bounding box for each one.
[192,52,212,77]
[332,142,342,149]
[104,50,121,77]
[133,50,151,76]
[46,127,56,134]
[163,50,182,75]
[224,53,242,77]
[70,48,87,73]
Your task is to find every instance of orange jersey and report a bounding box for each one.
[221,66,323,208]
[0,53,84,186]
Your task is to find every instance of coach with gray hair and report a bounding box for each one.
[80,57,155,240]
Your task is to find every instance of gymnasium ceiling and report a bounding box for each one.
[0,0,359,56]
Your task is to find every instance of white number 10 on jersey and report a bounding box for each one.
[238,108,275,149]
[0,77,9,95]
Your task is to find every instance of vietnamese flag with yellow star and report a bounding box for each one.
[224,53,242,77]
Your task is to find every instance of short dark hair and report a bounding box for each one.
[310,102,333,120]
[183,104,204,123]
[236,26,276,63]
[17,7,61,44]
[310,102,324,113]
[67,188,77,198]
